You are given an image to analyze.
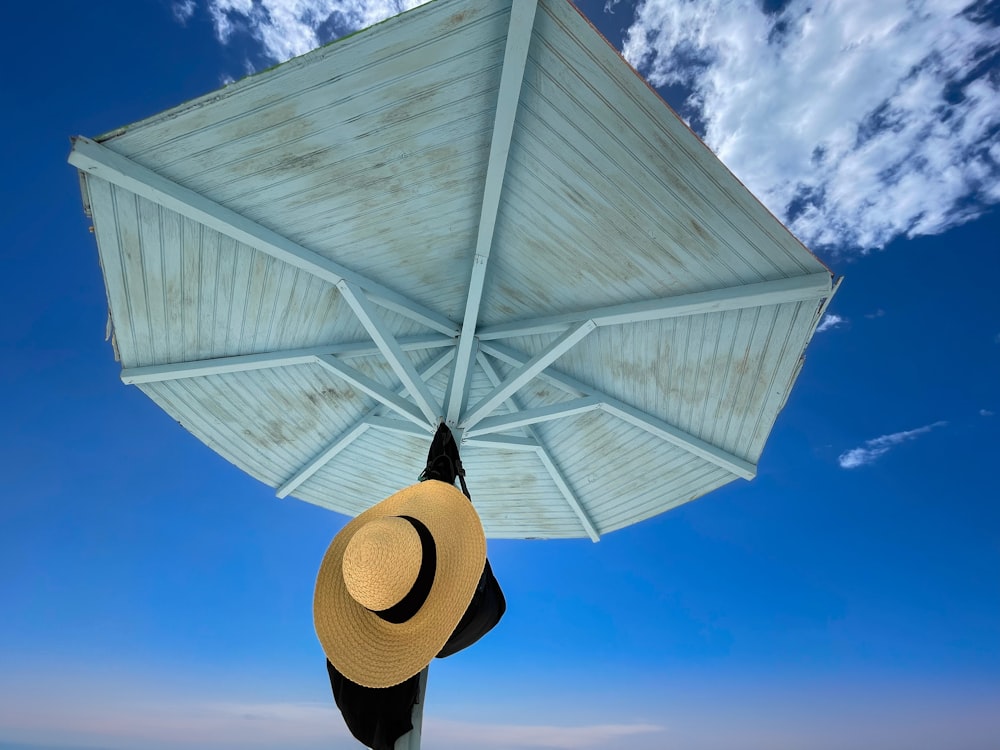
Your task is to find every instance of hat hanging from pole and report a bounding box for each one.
[313,480,487,688]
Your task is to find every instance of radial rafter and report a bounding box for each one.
[445,0,539,426]
[119,335,455,384]
[475,273,832,340]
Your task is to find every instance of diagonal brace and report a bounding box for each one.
[278,350,453,498]
[314,354,428,428]
[277,421,370,499]
[464,397,603,437]
[477,352,599,541]
[337,280,441,424]
[460,320,596,429]
[479,340,756,479]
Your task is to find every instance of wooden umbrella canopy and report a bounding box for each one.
[69,0,835,543]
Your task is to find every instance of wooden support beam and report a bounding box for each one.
[446,0,539,424]
[460,320,595,429]
[476,273,832,340]
[337,281,441,424]
[477,353,600,541]
[120,335,454,384]
[479,341,756,479]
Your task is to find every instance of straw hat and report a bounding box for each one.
[313,480,487,688]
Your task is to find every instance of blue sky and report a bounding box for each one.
[2,1,999,749]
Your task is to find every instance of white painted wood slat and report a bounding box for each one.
[70,137,460,336]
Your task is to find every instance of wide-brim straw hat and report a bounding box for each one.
[314,480,487,688]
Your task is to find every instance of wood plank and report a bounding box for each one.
[506,102,742,288]
[112,186,153,366]
[178,215,203,361]
[537,0,825,275]
[513,69,755,286]
[86,177,137,364]
[177,70,501,201]
[113,5,510,159]
[70,137,460,336]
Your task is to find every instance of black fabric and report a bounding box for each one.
[326,424,506,748]
[370,516,436,624]
[326,660,420,750]
[419,423,465,491]
[437,559,506,658]
[325,562,506,749]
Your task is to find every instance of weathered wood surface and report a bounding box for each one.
[71,0,834,539]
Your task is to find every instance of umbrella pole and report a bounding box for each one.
[394,666,428,750]
[394,422,454,750]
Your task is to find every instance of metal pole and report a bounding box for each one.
[393,666,428,750]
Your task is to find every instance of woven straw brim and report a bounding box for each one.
[313,481,487,688]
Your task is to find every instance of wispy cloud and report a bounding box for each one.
[206,0,429,63]
[980,409,994,417]
[865,308,886,319]
[0,689,663,750]
[815,313,845,333]
[172,0,196,24]
[169,1,1000,255]
[428,719,665,749]
[838,421,947,469]
[619,0,1000,254]
[0,696,347,747]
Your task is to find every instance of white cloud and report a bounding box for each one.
[838,421,946,469]
[0,686,663,750]
[184,0,1000,254]
[428,719,665,749]
[0,696,348,747]
[865,308,886,319]
[173,0,197,24]
[815,313,845,333]
[206,0,429,62]
[619,0,1000,254]
[980,409,994,417]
